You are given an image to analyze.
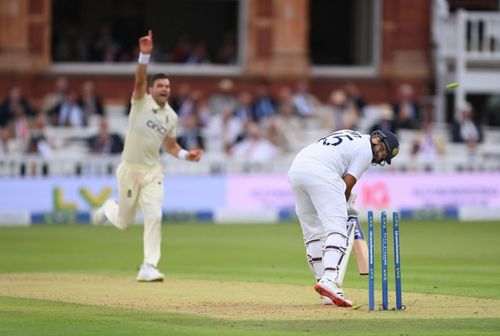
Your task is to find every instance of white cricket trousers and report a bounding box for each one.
[104,161,164,267]
[288,168,349,281]
[287,170,348,241]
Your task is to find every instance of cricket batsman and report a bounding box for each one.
[287,129,399,307]
[92,30,203,282]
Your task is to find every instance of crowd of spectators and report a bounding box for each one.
[53,22,237,65]
[0,76,490,175]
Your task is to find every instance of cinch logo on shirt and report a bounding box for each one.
[146,120,167,134]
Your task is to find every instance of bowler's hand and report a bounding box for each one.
[139,30,153,54]
[186,149,203,162]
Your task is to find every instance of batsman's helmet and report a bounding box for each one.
[372,130,399,164]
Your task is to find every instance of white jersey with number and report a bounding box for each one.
[121,95,178,167]
[289,130,372,181]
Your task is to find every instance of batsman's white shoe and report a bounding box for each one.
[136,264,165,282]
[314,277,352,307]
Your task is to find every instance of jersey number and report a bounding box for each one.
[317,130,362,146]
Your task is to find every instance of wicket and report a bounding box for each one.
[368,210,404,311]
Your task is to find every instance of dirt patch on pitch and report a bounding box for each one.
[0,273,498,320]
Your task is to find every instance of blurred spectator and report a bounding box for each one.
[49,90,86,127]
[344,83,366,114]
[451,101,483,151]
[170,83,191,112]
[0,127,11,156]
[233,91,253,123]
[178,90,211,126]
[169,35,193,63]
[41,76,69,115]
[186,42,211,64]
[211,91,252,153]
[177,114,205,151]
[53,23,89,62]
[392,83,421,129]
[215,33,237,64]
[26,115,53,157]
[326,90,359,131]
[78,81,105,119]
[252,82,277,124]
[231,122,281,163]
[270,98,303,152]
[209,79,237,117]
[91,23,120,62]
[10,100,31,151]
[0,86,37,128]
[87,118,124,154]
[292,79,320,119]
[411,119,446,170]
[223,113,247,153]
[369,104,398,135]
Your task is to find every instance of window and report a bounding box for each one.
[52,0,240,65]
[309,0,380,76]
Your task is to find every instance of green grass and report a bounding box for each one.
[1,220,500,335]
[1,297,499,336]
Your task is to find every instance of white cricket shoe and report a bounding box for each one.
[92,199,114,226]
[136,264,165,282]
[314,277,352,307]
[321,296,334,305]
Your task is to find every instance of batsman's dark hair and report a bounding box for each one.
[150,73,169,86]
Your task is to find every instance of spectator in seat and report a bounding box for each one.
[344,83,366,115]
[370,104,398,135]
[26,115,53,157]
[176,114,205,151]
[87,118,124,155]
[292,79,320,119]
[410,118,446,170]
[392,83,421,129]
[0,127,11,157]
[451,101,483,151]
[49,90,86,127]
[41,76,69,115]
[231,122,281,163]
[0,86,37,128]
[209,79,237,118]
[78,81,105,120]
[326,90,359,131]
[252,82,277,124]
[271,97,303,153]
[169,82,191,112]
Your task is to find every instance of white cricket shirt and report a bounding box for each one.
[291,130,372,181]
[122,95,178,167]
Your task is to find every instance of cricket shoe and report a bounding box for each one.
[314,278,352,307]
[91,199,114,226]
[321,296,334,305]
[136,264,165,282]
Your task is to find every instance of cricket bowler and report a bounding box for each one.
[92,30,203,282]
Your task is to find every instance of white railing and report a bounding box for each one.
[1,144,500,178]
[432,0,500,122]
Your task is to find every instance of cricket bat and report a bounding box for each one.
[336,216,368,286]
[353,217,369,275]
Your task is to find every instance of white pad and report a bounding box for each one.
[335,217,356,286]
[306,239,324,281]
